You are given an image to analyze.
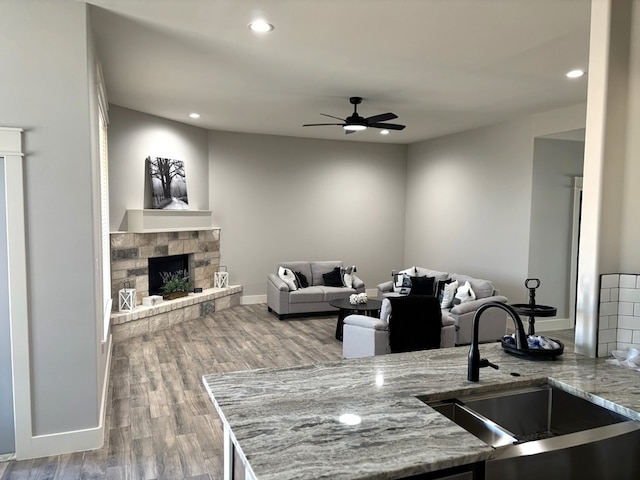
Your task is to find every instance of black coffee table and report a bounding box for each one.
[330,297,383,341]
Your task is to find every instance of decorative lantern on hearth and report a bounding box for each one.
[118,281,136,312]
[214,265,229,289]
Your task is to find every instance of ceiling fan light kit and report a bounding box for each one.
[303,96,406,135]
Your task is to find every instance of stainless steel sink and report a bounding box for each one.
[419,384,640,479]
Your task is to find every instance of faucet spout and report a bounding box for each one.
[467,302,527,382]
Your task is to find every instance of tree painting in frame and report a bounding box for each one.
[147,156,189,209]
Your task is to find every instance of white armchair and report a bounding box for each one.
[342,298,456,358]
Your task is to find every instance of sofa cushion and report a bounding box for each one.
[393,267,415,293]
[450,274,494,299]
[289,287,324,304]
[409,275,435,296]
[293,271,309,288]
[279,262,312,287]
[453,280,476,305]
[341,265,356,288]
[321,286,356,302]
[278,267,297,291]
[441,280,459,308]
[323,267,344,287]
[344,315,388,331]
[415,267,449,282]
[311,261,343,286]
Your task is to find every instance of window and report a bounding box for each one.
[97,63,111,342]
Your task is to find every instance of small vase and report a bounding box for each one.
[163,291,189,300]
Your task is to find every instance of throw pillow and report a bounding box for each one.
[278,266,298,291]
[440,280,459,309]
[393,267,416,293]
[340,265,356,288]
[453,280,476,305]
[435,278,452,303]
[323,267,344,287]
[409,276,435,296]
[293,271,309,289]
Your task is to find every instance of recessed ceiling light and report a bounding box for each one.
[566,69,585,79]
[380,130,390,135]
[189,113,200,119]
[248,20,274,33]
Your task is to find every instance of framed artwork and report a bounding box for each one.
[147,156,189,209]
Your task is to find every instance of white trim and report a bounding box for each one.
[241,294,266,305]
[0,128,32,459]
[532,317,572,332]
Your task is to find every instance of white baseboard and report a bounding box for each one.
[532,317,572,332]
[242,294,267,305]
[19,334,113,460]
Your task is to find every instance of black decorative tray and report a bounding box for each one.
[501,337,565,360]
[510,303,558,318]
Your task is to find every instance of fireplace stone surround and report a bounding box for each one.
[109,228,241,340]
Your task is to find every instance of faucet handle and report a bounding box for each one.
[479,358,499,370]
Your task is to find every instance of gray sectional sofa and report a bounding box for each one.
[267,261,365,319]
[378,266,508,345]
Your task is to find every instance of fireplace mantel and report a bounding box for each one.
[126,208,214,233]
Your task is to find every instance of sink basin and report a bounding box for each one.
[419,384,640,479]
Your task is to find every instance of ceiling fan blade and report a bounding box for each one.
[302,123,344,127]
[365,112,397,123]
[320,113,347,121]
[370,123,406,130]
[344,129,356,135]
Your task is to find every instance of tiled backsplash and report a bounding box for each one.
[599,273,640,357]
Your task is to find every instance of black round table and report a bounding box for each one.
[330,297,383,341]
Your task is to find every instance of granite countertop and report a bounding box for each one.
[202,343,640,480]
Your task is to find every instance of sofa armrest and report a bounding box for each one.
[344,314,388,331]
[267,273,289,291]
[449,295,508,316]
[377,280,393,294]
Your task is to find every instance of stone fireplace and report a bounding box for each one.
[109,228,242,341]
[110,229,220,305]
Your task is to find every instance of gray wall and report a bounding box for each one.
[0,2,104,436]
[405,119,535,303]
[0,157,14,454]
[108,105,209,231]
[208,131,407,296]
[529,138,584,318]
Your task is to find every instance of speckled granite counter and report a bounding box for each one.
[202,343,640,480]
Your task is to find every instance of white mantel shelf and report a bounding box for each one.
[126,208,215,233]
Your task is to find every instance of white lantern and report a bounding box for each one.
[118,282,136,312]
[214,266,229,288]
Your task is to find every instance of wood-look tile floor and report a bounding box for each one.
[0,306,578,480]
[0,305,343,480]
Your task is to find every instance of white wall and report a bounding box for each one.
[0,1,104,445]
[208,131,407,296]
[529,138,584,318]
[405,119,535,302]
[108,105,209,231]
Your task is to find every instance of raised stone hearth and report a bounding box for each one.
[110,286,242,341]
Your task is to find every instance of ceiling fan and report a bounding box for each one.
[303,97,406,134]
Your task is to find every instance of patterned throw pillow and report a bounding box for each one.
[341,265,356,288]
[278,266,298,291]
[440,280,459,309]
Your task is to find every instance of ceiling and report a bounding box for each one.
[87,0,591,145]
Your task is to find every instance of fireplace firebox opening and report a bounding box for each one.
[148,254,190,296]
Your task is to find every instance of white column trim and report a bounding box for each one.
[0,128,33,458]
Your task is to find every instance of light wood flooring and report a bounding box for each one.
[0,306,577,480]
